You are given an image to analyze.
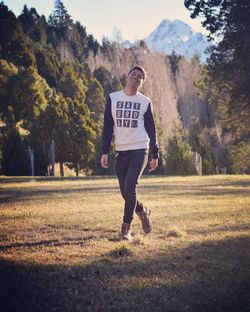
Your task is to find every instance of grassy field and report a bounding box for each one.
[0,175,250,312]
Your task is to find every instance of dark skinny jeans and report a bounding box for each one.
[115,149,148,224]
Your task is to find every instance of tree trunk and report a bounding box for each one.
[50,140,55,176]
[60,162,64,176]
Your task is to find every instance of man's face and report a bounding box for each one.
[126,69,144,89]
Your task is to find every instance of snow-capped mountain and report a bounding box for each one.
[144,19,210,63]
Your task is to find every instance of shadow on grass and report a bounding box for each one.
[0,185,119,204]
[188,223,250,236]
[0,237,88,251]
[0,236,249,312]
[0,176,115,184]
[1,179,249,204]
[0,228,117,252]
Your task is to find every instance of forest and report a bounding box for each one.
[0,0,249,176]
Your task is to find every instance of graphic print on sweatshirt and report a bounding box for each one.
[116,101,141,128]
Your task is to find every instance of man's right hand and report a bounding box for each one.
[100,154,109,168]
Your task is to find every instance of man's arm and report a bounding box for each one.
[101,96,114,168]
[144,102,159,171]
[144,102,159,158]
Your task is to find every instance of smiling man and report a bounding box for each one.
[100,66,159,241]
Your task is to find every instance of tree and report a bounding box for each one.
[86,34,99,56]
[66,99,97,175]
[0,2,35,67]
[1,126,30,176]
[35,48,60,87]
[189,117,217,174]
[0,60,18,118]
[0,60,54,176]
[93,66,123,98]
[85,77,105,123]
[184,0,250,141]
[47,0,74,50]
[165,126,195,175]
[30,88,70,176]
[94,66,113,95]
[168,51,181,75]
[48,0,72,29]
[229,141,250,174]
[3,67,48,128]
[57,62,87,100]
[18,6,47,45]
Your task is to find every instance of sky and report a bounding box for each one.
[3,0,208,42]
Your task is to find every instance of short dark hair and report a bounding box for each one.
[128,66,147,80]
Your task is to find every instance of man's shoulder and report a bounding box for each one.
[137,92,151,104]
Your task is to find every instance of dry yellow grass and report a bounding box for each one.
[0,175,249,312]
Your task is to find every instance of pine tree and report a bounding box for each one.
[48,0,72,29]
[94,66,113,96]
[184,0,250,141]
[189,117,217,174]
[165,127,195,175]
[4,67,48,128]
[35,48,60,87]
[0,2,35,67]
[56,62,86,100]
[18,6,47,44]
[1,126,30,176]
[34,89,70,176]
[229,142,250,174]
[85,77,105,122]
[66,99,97,175]
[168,51,181,75]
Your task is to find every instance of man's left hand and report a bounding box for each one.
[149,159,158,172]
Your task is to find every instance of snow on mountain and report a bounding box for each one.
[122,40,132,49]
[143,19,210,63]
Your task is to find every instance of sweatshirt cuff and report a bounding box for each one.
[151,148,159,159]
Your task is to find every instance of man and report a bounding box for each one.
[100,66,159,241]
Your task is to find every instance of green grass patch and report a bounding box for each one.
[167,227,186,238]
[107,243,134,258]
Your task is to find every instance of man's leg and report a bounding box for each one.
[115,152,129,202]
[122,149,148,224]
[135,201,144,213]
[115,151,133,240]
[124,151,152,234]
[115,152,145,214]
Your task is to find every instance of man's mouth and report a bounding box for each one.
[131,78,138,82]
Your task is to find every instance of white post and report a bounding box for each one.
[28,146,34,176]
[194,152,202,175]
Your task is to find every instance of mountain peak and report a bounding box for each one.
[158,18,171,26]
[144,19,210,63]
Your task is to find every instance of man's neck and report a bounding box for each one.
[123,85,138,96]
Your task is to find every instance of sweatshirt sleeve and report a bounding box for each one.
[144,102,159,159]
[102,95,114,154]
